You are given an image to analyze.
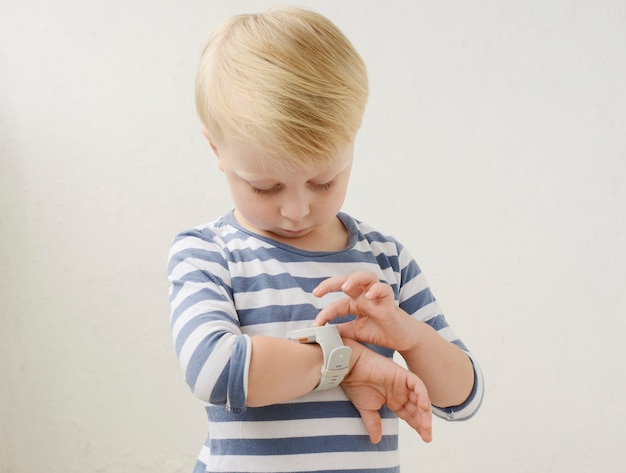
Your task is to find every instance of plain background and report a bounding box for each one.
[1,0,625,471]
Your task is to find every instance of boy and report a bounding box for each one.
[168,6,483,473]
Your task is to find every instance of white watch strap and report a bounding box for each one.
[288,325,351,391]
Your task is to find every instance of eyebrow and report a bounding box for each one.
[238,158,351,183]
[235,171,279,184]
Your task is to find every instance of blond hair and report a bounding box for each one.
[195,6,368,169]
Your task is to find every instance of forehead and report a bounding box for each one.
[220,136,353,180]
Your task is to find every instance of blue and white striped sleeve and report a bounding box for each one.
[396,244,484,421]
[167,228,251,412]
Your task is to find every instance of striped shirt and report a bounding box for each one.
[168,211,483,473]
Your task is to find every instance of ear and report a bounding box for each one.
[200,125,224,171]
[201,125,219,155]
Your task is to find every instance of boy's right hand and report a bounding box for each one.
[313,271,420,353]
[341,339,432,444]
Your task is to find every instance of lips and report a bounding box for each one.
[281,227,310,236]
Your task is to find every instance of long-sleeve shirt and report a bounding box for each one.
[168,211,484,473]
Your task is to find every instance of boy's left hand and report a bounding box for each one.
[313,271,419,352]
[341,338,432,444]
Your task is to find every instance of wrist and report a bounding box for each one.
[288,325,351,391]
[342,338,364,373]
[397,317,430,356]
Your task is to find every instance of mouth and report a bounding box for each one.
[281,227,310,237]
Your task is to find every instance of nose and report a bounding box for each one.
[280,195,310,222]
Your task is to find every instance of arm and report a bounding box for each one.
[314,271,478,411]
[248,335,432,444]
[396,317,474,408]
[168,232,431,440]
[246,335,323,406]
[168,233,331,407]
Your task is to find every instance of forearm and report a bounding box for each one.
[248,334,433,444]
[246,335,324,407]
[400,319,475,408]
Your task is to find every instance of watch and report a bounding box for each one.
[288,325,352,391]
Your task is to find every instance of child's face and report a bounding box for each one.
[209,133,354,246]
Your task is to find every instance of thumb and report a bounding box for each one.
[313,298,351,326]
[334,320,358,340]
[357,409,383,444]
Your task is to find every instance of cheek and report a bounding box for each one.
[229,181,255,205]
[330,182,350,206]
[234,190,274,218]
[315,188,347,215]
[235,192,260,210]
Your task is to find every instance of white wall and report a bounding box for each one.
[1,1,624,471]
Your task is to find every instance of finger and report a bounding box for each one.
[392,393,432,443]
[357,409,383,444]
[408,393,433,442]
[415,403,433,443]
[340,271,380,298]
[419,410,433,443]
[364,282,394,302]
[390,372,432,442]
[407,378,431,417]
[312,297,352,326]
[396,402,433,443]
[315,272,378,296]
[407,381,433,443]
[312,275,350,297]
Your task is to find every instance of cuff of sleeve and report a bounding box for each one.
[226,334,251,413]
[432,355,484,421]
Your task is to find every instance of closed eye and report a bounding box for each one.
[312,180,335,191]
[251,184,282,196]
[249,180,334,195]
